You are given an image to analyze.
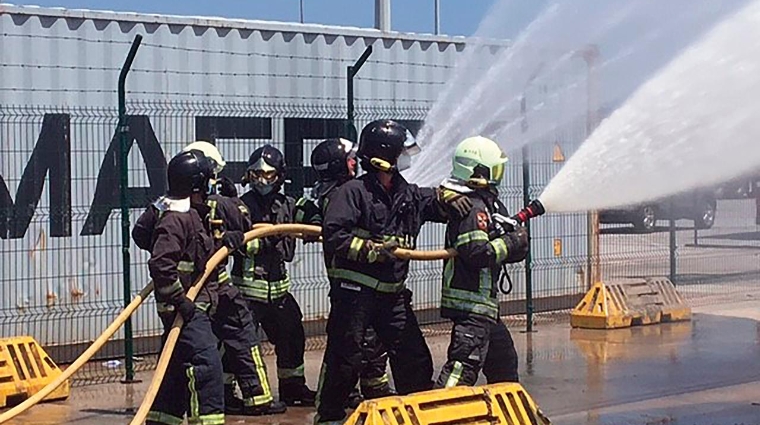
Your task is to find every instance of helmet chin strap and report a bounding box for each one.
[369,157,394,172]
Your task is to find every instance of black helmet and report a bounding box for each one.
[357,119,408,172]
[311,138,357,182]
[167,150,215,199]
[245,144,286,196]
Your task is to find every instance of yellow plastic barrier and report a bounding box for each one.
[0,336,69,408]
[571,277,691,329]
[345,383,550,425]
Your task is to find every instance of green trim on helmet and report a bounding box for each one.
[451,136,508,187]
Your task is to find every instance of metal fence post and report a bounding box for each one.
[346,45,373,140]
[518,93,536,332]
[522,145,535,332]
[118,34,142,383]
[670,215,677,284]
[580,45,601,286]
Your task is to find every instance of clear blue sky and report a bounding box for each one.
[16,0,496,36]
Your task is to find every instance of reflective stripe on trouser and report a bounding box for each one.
[444,361,464,388]
[435,315,519,388]
[316,287,433,424]
[146,411,183,425]
[244,346,274,406]
[211,289,274,406]
[361,374,389,390]
[247,293,308,389]
[278,364,305,379]
[149,311,224,425]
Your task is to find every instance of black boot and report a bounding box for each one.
[345,387,364,409]
[279,378,316,406]
[224,385,245,415]
[361,382,396,400]
[242,400,288,416]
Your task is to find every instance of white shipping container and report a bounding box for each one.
[0,4,587,355]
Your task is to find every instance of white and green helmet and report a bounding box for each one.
[182,141,226,175]
[451,136,508,187]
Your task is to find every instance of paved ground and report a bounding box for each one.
[6,297,760,425]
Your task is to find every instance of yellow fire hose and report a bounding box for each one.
[252,223,456,260]
[0,224,453,424]
[129,224,454,424]
[0,283,156,424]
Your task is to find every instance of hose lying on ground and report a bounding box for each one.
[0,283,156,424]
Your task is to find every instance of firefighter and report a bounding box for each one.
[435,136,529,388]
[314,119,472,425]
[182,142,287,416]
[233,144,316,406]
[295,138,394,407]
[141,150,224,425]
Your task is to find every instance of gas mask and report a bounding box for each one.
[249,167,279,196]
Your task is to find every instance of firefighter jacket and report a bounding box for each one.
[205,193,254,291]
[322,173,447,294]
[132,204,160,252]
[294,194,322,226]
[442,193,513,320]
[294,181,343,269]
[294,180,342,226]
[146,197,218,312]
[233,190,296,302]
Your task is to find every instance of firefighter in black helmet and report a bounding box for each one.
[142,150,224,425]
[314,120,473,425]
[295,138,394,407]
[232,144,316,406]
[133,144,286,417]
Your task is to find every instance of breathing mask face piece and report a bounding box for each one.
[254,181,275,196]
[248,157,279,196]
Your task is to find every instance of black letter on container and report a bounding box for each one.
[0,114,71,239]
[81,116,167,236]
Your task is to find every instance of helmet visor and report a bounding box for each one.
[403,129,421,157]
[251,169,278,184]
[491,162,505,184]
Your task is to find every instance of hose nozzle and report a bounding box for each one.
[513,199,546,224]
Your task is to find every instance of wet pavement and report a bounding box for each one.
[6,300,760,425]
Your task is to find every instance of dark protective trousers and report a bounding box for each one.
[248,292,307,390]
[147,309,224,425]
[359,327,391,394]
[435,315,518,388]
[212,286,273,406]
[315,286,433,424]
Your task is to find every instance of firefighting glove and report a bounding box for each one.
[372,239,401,263]
[175,297,196,322]
[222,230,245,251]
[217,176,238,198]
[492,213,518,235]
[436,186,473,219]
[501,225,530,263]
